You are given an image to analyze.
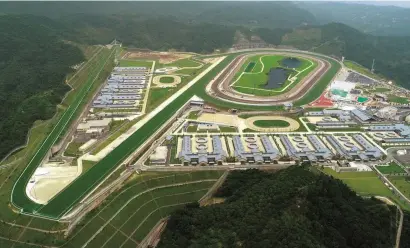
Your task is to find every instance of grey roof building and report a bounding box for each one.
[367,124,410,137]
[306,109,352,122]
[325,134,382,161]
[280,135,332,162]
[178,136,227,165]
[114,66,147,71]
[351,109,374,122]
[316,121,357,127]
[232,135,280,164]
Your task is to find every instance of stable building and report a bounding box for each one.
[232,135,280,164]
[279,135,332,163]
[178,136,227,166]
[325,134,382,161]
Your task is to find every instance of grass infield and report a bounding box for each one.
[253,120,290,128]
[376,162,406,174]
[159,76,175,84]
[232,54,315,96]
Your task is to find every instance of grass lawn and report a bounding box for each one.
[146,87,178,112]
[322,168,393,196]
[187,110,201,120]
[186,125,198,132]
[388,95,409,104]
[253,119,290,128]
[81,160,96,175]
[232,54,315,96]
[64,141,84,157]
[219,126,237,132]
[344,60,384,81]
[157,58,203,69]
[159,76,176,84]
[244,61,256,72]
[372,87,391,93]
[377,162,406,174]
[388,176,410,199]
[119,60,153,68]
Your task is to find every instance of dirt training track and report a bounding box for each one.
[208,52,332,106]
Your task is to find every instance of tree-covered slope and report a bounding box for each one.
[64,16,235,53]
[157,167,398,248]
[0,15,84,159]
[0,1,316,29]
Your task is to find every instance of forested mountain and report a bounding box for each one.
[0,15,84,159]
[0,1,316,29]
[64,16,235,53]
[157,167,398,248]
[298,2,410,36]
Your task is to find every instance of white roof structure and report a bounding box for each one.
[330,81,356,91]
[348,162,372,171]
[77,118,112,131]
[190,95,204,104]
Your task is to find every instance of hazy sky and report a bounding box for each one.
[4,0,410,8]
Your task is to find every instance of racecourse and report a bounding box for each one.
[11,48,341,219]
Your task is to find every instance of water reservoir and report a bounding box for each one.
[281,57,301,68]
[264,68,289,89]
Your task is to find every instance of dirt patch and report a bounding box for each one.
[203,57,223,64]
[123,51,192,64]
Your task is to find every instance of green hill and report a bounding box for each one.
[0,15,84,159]
[157,166,399,248]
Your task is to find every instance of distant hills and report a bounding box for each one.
[1,1,410,36]
[298,2,410,36]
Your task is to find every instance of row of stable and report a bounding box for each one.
[93,67,149,109]
[176,133,383,165]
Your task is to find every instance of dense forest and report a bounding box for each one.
[157,167,398,248]
[401,211,410,248]
[0,15,84,159]
[64,16,235,53]
[0,1,317,29]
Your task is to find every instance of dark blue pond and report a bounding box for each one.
[264,68,289,89]
[281,57,301,69]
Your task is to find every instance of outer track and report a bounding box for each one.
[208,52,331,106]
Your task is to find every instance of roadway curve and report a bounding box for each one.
[207,51,332,106]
